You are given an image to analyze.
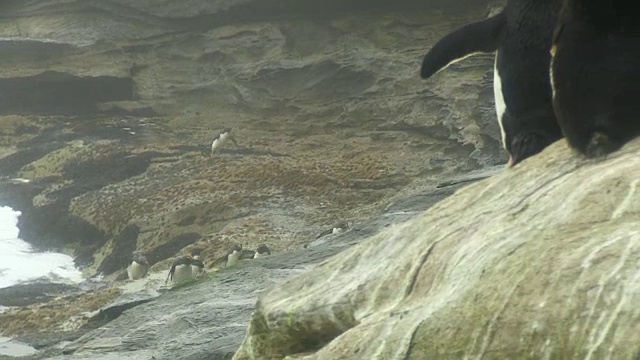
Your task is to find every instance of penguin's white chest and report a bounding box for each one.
[332,227,345,235]
[227,251,241,267]
[253,252,265,259]
[211,133,229,154]
[127,261,147,280]
[171,264,193,284]
[493,53,508,150]
[191,264,204,277]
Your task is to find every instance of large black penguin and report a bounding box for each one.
[550,0,640,157]
[421,1,563,166]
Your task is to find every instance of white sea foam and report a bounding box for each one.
[0,206,83,289]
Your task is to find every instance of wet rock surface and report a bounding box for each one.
[0,0,510,357]
[234,138,640,360]
[23,170,486,360]
[0,282,79,307]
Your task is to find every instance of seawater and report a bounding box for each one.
[0,206,83,289]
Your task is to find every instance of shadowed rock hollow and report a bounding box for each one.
[233,138,640,360]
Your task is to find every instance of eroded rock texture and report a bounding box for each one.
[0,0,503,278]
[21,173,485,360]
[233,138,640,360]
[0,0,514,354]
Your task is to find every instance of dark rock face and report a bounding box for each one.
[0,71,133,115]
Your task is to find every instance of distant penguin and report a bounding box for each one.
[225,244,243,268]
[550,0,640,157]
[127,251,149,280]
[190,249,205,278]
[420,1,563,166]
[316,222,353,239]
[210,128,237,156]
[165,255,194,285]
[253,244,271,259]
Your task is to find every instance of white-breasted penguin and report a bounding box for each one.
[224,244,243,268]
[253,244,271,259]
[550,0,640,157]
[420,0,563,166]
[127,251,150,280]
[316,222,353,239]
[210,127,238,156]
[165,255,194,285]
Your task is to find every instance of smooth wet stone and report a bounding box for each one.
[0,336,38,357]
[234,138,640,359]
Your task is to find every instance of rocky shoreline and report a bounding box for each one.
[0,166,499,359]
[0,0,504,357]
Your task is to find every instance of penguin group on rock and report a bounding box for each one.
[420,0,639,165]
[162,244,271,286]
[125,243,273,287]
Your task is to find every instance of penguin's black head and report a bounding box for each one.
[191,248,202,257]
[171,255,193,268]
[132,251,149,266]
[256,244,271,255]
[221,127,232,134]
[228,244,242,254]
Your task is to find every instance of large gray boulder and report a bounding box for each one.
[234,137,640,359]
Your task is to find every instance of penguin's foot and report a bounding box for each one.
[508,132,558,167]
[584,131,618,158]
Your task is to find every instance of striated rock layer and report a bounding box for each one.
[234,137,640,360]
[0,0,503,280]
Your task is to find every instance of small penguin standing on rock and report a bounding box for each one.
[253,244,271,259]
[316,222,353,239]
[210,127,238,156]
[211,243,255,268]
[127,251,149,280]
[225,244,244,268]
[166,255,195,285]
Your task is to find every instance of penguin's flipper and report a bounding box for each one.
[420,11,506,79]
[165,266,174,285]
